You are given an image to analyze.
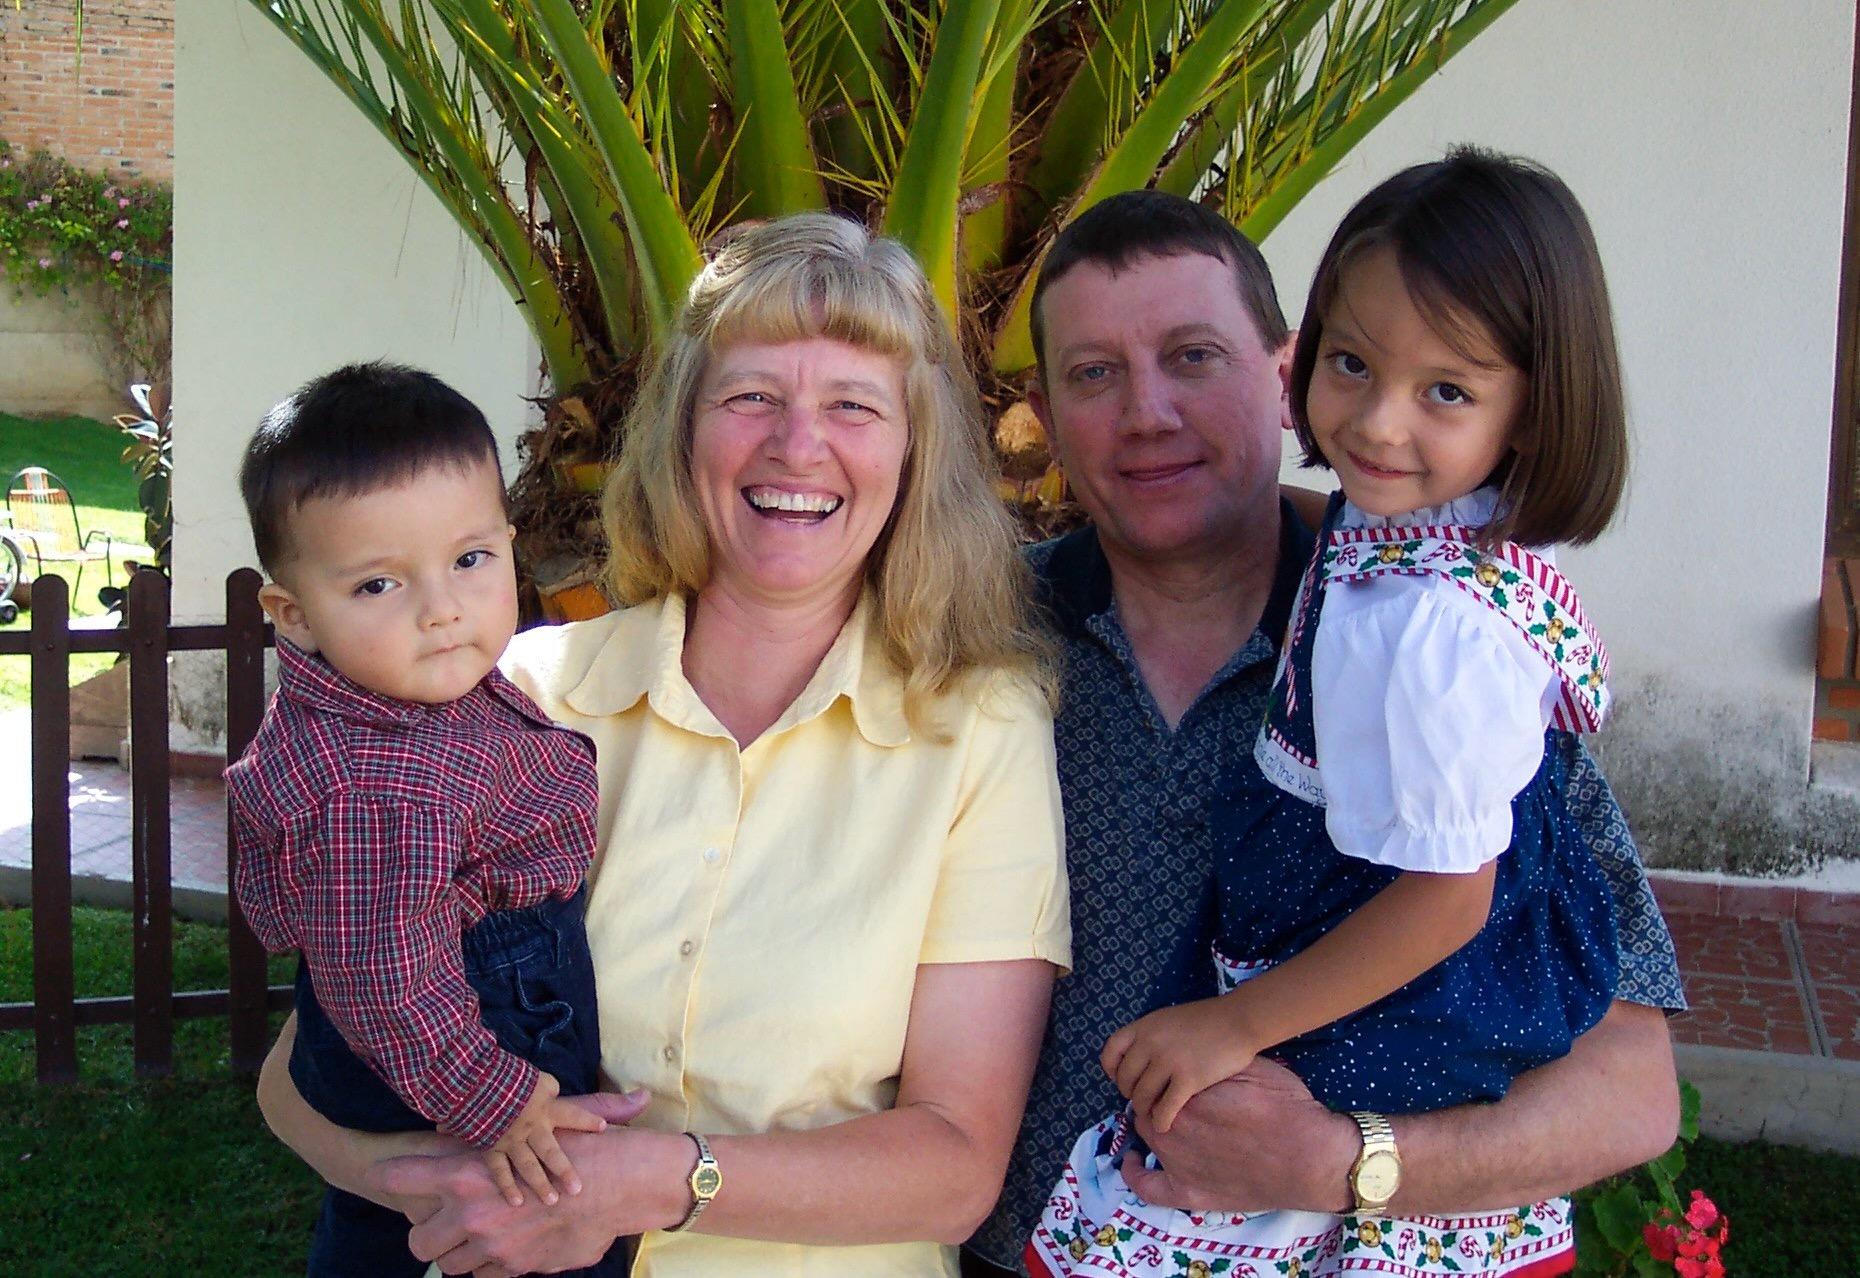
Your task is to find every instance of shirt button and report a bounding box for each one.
[679,940,695,957]
[702,846,720,863]
[662,1044,677,1062]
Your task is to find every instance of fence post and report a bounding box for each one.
[128,569,173,1078]
[223,568,270,1071]
[29,574,76,1084]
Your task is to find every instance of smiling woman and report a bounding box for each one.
[686,336,907,630]
[255,213,1071,1278]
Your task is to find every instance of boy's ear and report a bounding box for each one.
[257,581,317,653]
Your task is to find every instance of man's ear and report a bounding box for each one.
[257,581,316,653]
[1276,332,1298,433]
[1027,375,1059,455]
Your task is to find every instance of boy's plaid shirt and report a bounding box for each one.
[226,639,598,1147]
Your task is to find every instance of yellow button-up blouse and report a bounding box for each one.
[500,593,1070,1278]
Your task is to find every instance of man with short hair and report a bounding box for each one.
[965,191,1683,1275]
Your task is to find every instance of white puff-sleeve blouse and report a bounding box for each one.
[1311,488,1562,875]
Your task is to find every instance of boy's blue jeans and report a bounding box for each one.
[289,887,625,1278]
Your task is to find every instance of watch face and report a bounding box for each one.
[692,1165,723,1197]
[1357,1150,1401,1201]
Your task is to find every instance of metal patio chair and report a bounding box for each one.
[6,466,124,601]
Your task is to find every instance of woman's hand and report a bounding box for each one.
[257,1011,468,1211]
[374,1111,682,1276]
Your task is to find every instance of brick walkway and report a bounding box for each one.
[0,760,229,894]
[1656,879,1860,1063]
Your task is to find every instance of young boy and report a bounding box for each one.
[226,362,622,1277]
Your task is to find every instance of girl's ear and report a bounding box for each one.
[257,582,317,653]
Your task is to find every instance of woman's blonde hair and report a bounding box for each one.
[603,212,1055,722]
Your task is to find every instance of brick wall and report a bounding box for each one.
[1821,556,1860,742]
[1815,675,1860,742]
[0,1,173,182]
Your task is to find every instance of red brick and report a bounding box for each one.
[1816,984,1860,1061]
[1668,913,1796,979]
[1668,974,1816,1055]
[1797,923,1860,985]
[1798,890,1860,927]
[1650,874,1720,917]
[1815,716,1851,741]
[1716,882,1801,921]
[1829,684,1860,712]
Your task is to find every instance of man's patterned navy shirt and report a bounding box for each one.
[967,502,1686,1271]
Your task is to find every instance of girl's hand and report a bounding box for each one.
[1102,999,1260,1133]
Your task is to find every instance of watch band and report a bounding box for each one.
[666,1132,721,1233]
[1348,1110,1402,1216]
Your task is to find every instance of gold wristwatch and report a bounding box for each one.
[667,1132,721,1232]
[1348,1111,1402,1217]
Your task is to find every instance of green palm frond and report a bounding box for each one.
[242,0,1521,396]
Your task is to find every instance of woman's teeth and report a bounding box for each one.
[747,489,843,515]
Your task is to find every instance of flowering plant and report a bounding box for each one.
[1640,1191,1729,1278]
[0,138,172,384]
[1573,1082,1729,1275]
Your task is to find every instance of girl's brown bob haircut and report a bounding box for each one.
[1288,147,1627,547]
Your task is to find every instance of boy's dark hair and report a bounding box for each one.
[240,361,502,573]
[1030,189,1290,369]
[1288,147,1627,546]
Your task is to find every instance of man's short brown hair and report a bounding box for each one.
[1288,148,1627,546]
[1030,190,1289,369]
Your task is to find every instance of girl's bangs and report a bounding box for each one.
[1323,228,1515,372]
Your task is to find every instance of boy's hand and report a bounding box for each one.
[484,1071,608,1208]
[1102,999,1260,1134]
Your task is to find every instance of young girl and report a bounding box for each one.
[1029,149,1626,1278]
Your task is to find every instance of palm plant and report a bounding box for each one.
[246,0,1519,614]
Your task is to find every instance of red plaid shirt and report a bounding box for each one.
[227,639,598,1147]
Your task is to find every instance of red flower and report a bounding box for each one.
[1643,1223,1679,1262]
[1684,1191,1720,1232]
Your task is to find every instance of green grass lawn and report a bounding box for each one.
[1685,1135,1856,1272]
[0,411,153,711]
[0,904,317,1276]
[4,902,1858,1275]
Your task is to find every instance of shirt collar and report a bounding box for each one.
[1033,496,1314,655]
[560,592,912,748]
[1339,484,1502,530]
[275,635,553,731]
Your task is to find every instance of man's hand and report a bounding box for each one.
[1120,1055,1357,1214]
[1102,997,1261,1133]
[483,1071,608,1207]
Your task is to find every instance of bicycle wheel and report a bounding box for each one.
[0,533,23,612]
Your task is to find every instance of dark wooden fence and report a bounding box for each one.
[0,567,291,1083]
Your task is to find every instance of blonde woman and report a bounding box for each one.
[256,213,1071,1278]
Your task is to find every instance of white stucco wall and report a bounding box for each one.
[0,289,121,420]
[169,2,1854,865]
[171,2,535,624]
[170,2,536,747]
[1259,0,1855,869]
